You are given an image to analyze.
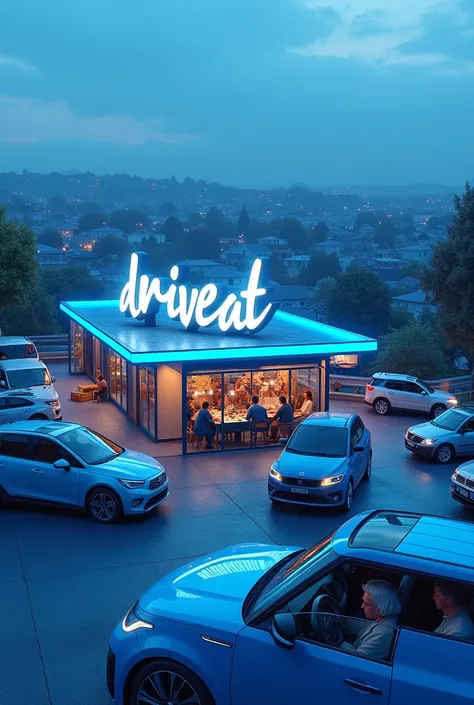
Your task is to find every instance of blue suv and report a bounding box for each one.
[108,509,474,705]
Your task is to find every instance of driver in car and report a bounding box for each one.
[342,580,401,660]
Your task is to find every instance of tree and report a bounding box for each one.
[184,212,203,230]
[237,206,251,240]
[38,228,64,250]
[161,216,183,244]
[78,201,102,214]
[373,321,449,379]
[301,253,341,285]
[78,211,106,232]
[423,182,474,355]
[42,265,103,304]
[47,195,66,213]
[274,217,308,250]
[389,306,415,331]
[109,209,149,233]
[93,235,129,264]
[375,216,396,248]
[309,221,329,243]
[180,226,219,260]
[269,255,288,284]
[322,268,391,338]
[204,207,232,240]
[0,207,38,312]
[159,201,178,217]
[353,212,376,233]
[0,284,59,335]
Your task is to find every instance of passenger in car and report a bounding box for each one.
[433,582,474,640]
[343,580,401,660]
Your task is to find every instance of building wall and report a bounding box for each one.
[157,365,182,440]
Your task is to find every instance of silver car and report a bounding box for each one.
[0,391,61,423]
[405,405,474,464]
[365,372,458,417]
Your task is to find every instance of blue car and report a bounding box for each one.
[0,421,169,523]
[268,412,372,511]
[108,509,474,704]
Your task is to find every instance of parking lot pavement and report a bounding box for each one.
[1,400,473,705]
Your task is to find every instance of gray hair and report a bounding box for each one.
[363,580,401,618]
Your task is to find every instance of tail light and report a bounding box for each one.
[366,385,374,391]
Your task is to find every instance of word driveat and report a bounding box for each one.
[119,252,280,334]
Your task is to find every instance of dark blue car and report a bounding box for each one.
[108,509,474,704]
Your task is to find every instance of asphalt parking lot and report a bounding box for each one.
[1,400,472,705]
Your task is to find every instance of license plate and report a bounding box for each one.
[457,486,469,498]
[406,440,414,448]
[290,487,309,495]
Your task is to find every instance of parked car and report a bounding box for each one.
[0,336,38,361]
[451,460,474,507]
[0,421,168,522]
[268,412,371,511]
[108,509,474,705]
[0,359,60,411]
[365,372,457,417]
[405,405,474,464]
[0,391,61,423]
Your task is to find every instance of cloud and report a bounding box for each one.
[294,1,469,68]
[0,95,194,145]
[0,54,37,72]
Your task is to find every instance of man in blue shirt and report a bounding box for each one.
[194,401,216,449]
[246,395,268,424]
[270,395,294,440]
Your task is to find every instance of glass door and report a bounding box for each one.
[139,367,156,438]
[109,352,127,410]
[70,322,84,374]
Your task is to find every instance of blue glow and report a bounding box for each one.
[60,303,377,363]
[275,310,370,343]
[62,300,119,309]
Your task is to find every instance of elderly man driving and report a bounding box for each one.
[343,580,401,660]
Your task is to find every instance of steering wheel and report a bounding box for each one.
[319,575,348,612]
[311,594,344,646]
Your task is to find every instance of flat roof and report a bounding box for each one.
[60,300,377,365]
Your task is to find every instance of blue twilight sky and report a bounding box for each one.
[0,0,473,187]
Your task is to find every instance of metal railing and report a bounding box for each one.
[30,334,68,361]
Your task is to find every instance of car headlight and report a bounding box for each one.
[122,603,154,633]
[270,465,282,482]
[118,479,146,489]
[452,469,459,481]
[421,438,437,445]
[448,399,457,405]
[46,400,60,407]
[321,474,344,487]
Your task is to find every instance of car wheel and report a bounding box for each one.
[87,487,122,524]
[341,480,353,513]
[29,414,49,420]
[373,398,390,415]
[431,404,446,418]
[129,659,215,705]
[363,453,372,481]
[435,444,454,464]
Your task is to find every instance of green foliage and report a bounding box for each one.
[180,226,219,260]
[184,212,203,230]
[159,201,178,217]
[301,253,341,285]
[47,195,66,213]
[422,182,474,354]
[161,216,183,243]
[0,207,38,311]
[401,261,423,278]
[273,217,308,250]
[77,211,107,232]
[42,265,103,304]
[375,216,396,247]
[322,267,391,338]
[309,221,329,243]
[389,306,415,330]
[93,235,129,264]
[38,228,64,249]
[0,284,59,335]
[237,206,251,239]
[204,207,232,240]
[269,256,289,284]
[372,320,449,379]
[109,209,149,233]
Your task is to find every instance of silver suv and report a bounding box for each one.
[0,391,61,424]
[406,405,474,464]
[365,372,458,417]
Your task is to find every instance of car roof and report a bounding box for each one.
[372,372,418,382]
[0,390,37,398]
[0,336,32,345]
[303,412,354,428]
[0,421,79,436]
[0,359,46,370]
[334,510,474,574]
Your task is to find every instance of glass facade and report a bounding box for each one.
[139,367,156,438]
[109,352,127,410]
[70,322,84,374]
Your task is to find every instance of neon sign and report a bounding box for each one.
[119,252,280,334]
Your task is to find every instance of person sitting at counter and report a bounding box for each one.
[246,396,268,424]
[270,395,294,440]
[295,390,314,424]
[194,401,216,449]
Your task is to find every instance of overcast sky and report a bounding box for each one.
[1,0,473,187]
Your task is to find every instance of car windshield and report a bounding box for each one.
[57,427,124,465]
[417,378,435,393]
[286,424,347,457]
[5,367,51,388]
[245,533,336,619]
[432,409,465,430]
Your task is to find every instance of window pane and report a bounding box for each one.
[7,397,30,408]
[0,434,30,459]
[147,370,155,435]
[187,373,222,451]
[291,368,318,414]
[33,438,62,464]
[121,358,127,410]
[70,322,84,374]
[139,368,149,430]
[350,512,420,551]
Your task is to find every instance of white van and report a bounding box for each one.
[0,359,61,417]
[0,336,39,360]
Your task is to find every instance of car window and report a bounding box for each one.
[385,381,404,391]
[402,575,474,644]
[406,382,423,394]
[7,397,34,409]
[432,409,465,431]
[0,397,6,409]
[0,433,30,459]
[369,378,384,387]
[5,366,51,389]
[350,418,364,448]
[55,427,123,465]
[460,418,474,433]
[286,425,348,458]
[32,437,82,468]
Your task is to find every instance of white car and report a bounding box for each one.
[365,372,457,417]
[0,359,61,417]
[0,336,38,360]
[0,391,61,423]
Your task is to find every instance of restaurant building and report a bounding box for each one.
[60,256,376,454]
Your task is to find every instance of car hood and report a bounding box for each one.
[138,543,298,632]
[409,421,454,439]
[432,389,456,401]
[277,451,346,479]
[100,449,164,480]
[457,461,474,479]
[9,385,58,401]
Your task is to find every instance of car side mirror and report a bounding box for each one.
[421,390,428,395]
[271,613,296,650]
[279,438,288,445]
[353,444,364,453]
[53,458,70,471]
[51,376,56,383]
[0,381,5,388]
